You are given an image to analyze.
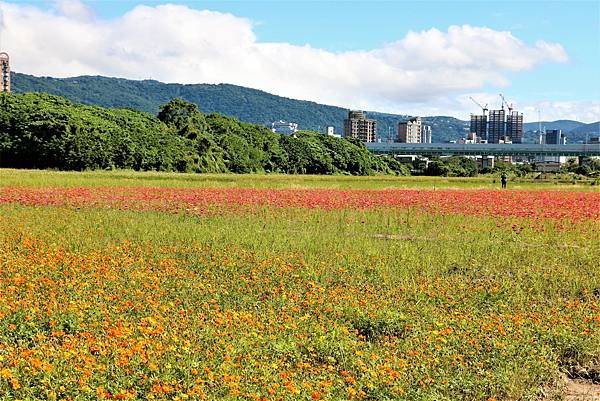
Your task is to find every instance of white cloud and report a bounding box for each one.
[520,101,600,124]
[53,0,94,22]
[0,1,594,122]
[420,93,600,124]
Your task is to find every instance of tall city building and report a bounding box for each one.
[487,109,506,144]
[545,129,566,145]
[470,114,487,142]
[421,124,432,144]
[397,117,422,143]
[506,111,523,144]
[0,53,10,93]
[343,110,377,142]
[271,120,298,136]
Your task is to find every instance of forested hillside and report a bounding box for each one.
[0,92,408,175]
[12,72,469,142]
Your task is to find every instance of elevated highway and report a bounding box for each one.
[366,143,600,157]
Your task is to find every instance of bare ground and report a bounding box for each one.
[565,377,600,401]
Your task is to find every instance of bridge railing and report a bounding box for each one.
[365,143,600,157]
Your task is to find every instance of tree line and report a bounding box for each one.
[0,93,412,175]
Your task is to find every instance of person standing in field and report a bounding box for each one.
[501,172,508,189]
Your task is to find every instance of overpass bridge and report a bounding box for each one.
[365,143,600,157]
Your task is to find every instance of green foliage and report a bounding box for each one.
[425,156,478,177]
[485,161,534,177]
[279,131,389,175]
[158,98,207,139]
[350,310,408,342]
[0,93,394,176]
[0,93,196,172]
[378,156,412,176]
[560,157,600,177]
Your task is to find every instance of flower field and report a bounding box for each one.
[0,172,599,400]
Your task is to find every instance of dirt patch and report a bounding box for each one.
[565,377,600,401]
[539,374,600,401]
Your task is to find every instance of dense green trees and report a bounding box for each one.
[0,93,403,175]
[0,93,195,171]
[424,156,478,177]
[560,157,600,177]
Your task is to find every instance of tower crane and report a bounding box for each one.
[469,96,488,114]
[499,93,513,113]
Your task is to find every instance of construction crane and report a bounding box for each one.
[499,93,513,113]
[469,96,488,114]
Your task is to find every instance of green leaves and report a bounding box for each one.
[0,92,410,176]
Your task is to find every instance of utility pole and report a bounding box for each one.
[538,109,543,144]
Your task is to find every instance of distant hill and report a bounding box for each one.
[569,121,600,137]
[523,120,585,133]
[11,72,469,142]
[522,120,599,143]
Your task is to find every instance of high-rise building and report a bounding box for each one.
[0,53,10,93]
[470,114,487,142]
[343,111,377,142]
[397,117,422,143]
[487,109,505,144]
[506,111,523,143]
[421,124,432,144]
[271,120,298,136]
[545,129,566,145]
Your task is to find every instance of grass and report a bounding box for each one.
[0,168,598,190]
[0,170,598,400]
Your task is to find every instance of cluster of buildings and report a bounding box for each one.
[468,95,523,144]
[342,110,432,143]
[397,117,432,144]
[469,110,523,143]
[271,110,433,144]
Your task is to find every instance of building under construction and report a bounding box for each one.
[0,52,10,92]
[469,114,488,142]
[488,109,506,144]
[469,95,523,144]
[506,111,524,144]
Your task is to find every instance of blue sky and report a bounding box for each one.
[2,1,599,121]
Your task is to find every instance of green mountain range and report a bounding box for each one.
[11,72,599,143]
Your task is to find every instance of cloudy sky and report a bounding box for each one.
[1,0,599,122]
